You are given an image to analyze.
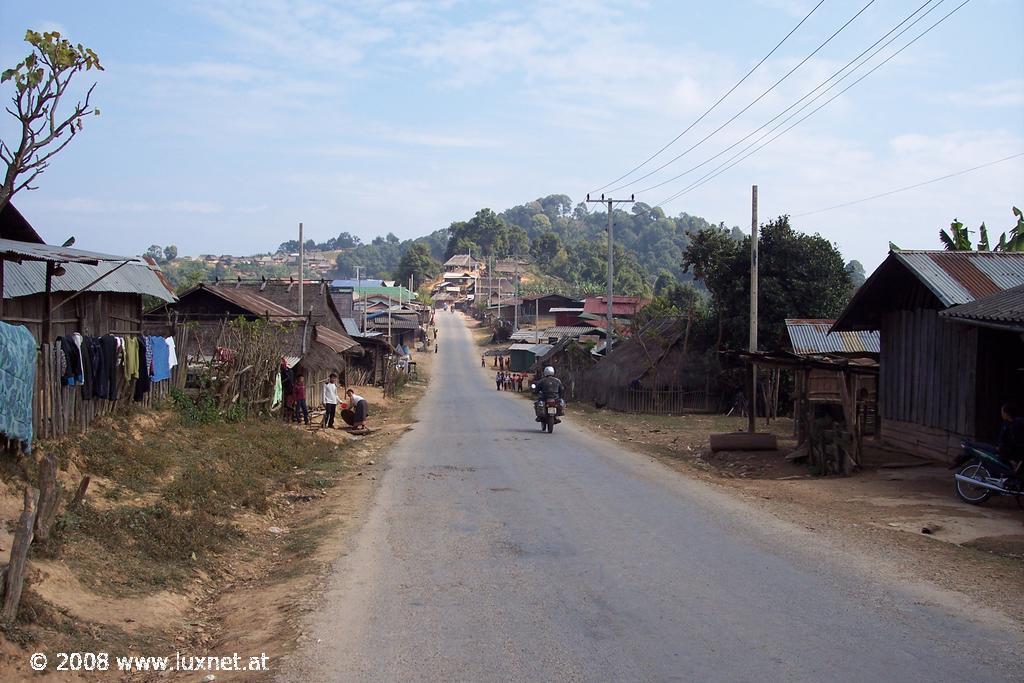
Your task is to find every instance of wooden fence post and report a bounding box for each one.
[1,487,40,622]
[34,452,61,542]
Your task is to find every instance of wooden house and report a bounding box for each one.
[2,203,179,441]
[522,294,581,317]
[832,250,1024,460]
[146,284,358,407]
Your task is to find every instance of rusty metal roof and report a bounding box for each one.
[785,319,879,355]
[938,284,1024,331]
[196,284,303,320]
[314,324,362,354]
[4,253,177,302]
[893,251,1024,307]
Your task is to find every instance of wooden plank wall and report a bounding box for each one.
[879,308,977,460]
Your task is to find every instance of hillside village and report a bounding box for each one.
[1,4,1023,681]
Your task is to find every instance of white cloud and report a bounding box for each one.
[942,79,1024,108]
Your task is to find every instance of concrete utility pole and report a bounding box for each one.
[749,185,758,434]
[586,193,634,355]
[298,222,304,317]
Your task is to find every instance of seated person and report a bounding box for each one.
[533,366,565,421]
[340,389,369,430]
[997,402,1024,468]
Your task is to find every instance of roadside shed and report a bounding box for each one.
[508,343,553,372]
[832,250,1024,461]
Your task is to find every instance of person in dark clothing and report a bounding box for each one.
[292,375,309,425]
[997,402,1024,465]
[533,366,565,421]
[341,389,369,429]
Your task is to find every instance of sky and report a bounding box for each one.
[1,0,1021,273]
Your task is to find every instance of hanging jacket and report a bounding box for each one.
[124,336,139,380]
[101,335,118,400]
[133,335,151,401]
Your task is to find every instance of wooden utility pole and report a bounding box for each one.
[748,185,758,434]
[586,193,634,354]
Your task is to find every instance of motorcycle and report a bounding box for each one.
[530,383,563,434]
[951,440,1023,506]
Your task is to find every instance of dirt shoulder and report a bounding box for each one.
[571,407,1024,625]
[0,354,431,681]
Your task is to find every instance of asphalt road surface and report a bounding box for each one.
[281,313,1021,682]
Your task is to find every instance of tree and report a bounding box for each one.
[163,245,178,263]
[144,245,164,262]
[394,242,441,288]
[1,30,103,211]
[278,240,299,253]
[683,216,851,349]
[845,260,866,288]
[939,208,1024,252]
[531,232,563,269]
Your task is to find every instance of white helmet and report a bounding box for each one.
[543,366,555,377]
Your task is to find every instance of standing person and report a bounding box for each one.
[322,373,339,428]
[496,371,503,392]
[481,355,486,367]
[292,375,309,425]
[341,389,369,430]
[517,373,524,392]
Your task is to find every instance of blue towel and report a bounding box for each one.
[149,335,171,382]
[0,322,36,453]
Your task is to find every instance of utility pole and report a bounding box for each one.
[355,265,363,330]
[749,185,758,434]
[513,264,520,332]
[586,193,634,355]
[298,222,304,317]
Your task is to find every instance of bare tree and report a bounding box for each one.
[0,30,103,211]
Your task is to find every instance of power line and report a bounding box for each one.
[588,0,827,194]
[792,152,1024,217]
[638,0,942,195]
[656,0,972,208]
[607,0,878,194]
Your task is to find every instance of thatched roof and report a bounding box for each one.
[583,317,703,398]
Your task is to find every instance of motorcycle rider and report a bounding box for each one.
[534,366,565,423]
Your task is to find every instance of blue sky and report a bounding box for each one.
[1,0,1021,271]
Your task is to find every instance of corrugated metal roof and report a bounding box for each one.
[0,237,129,265]
[341,317,363,336]
[583,295,651,316]
[198,285,302,320]
[508,343,554,355]
[548,307,584,313]
[544,326,607,339]
[893,251,1024,307]
[314,324,361,354]
[4,256,177,302]
[939,284,1024,329]
[785,319,879,355]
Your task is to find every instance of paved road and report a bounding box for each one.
[282,314,1021,682]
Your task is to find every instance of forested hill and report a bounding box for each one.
[321,194,742,297]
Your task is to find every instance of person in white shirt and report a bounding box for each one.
[322,373,339,428]
[341,388,369,430]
